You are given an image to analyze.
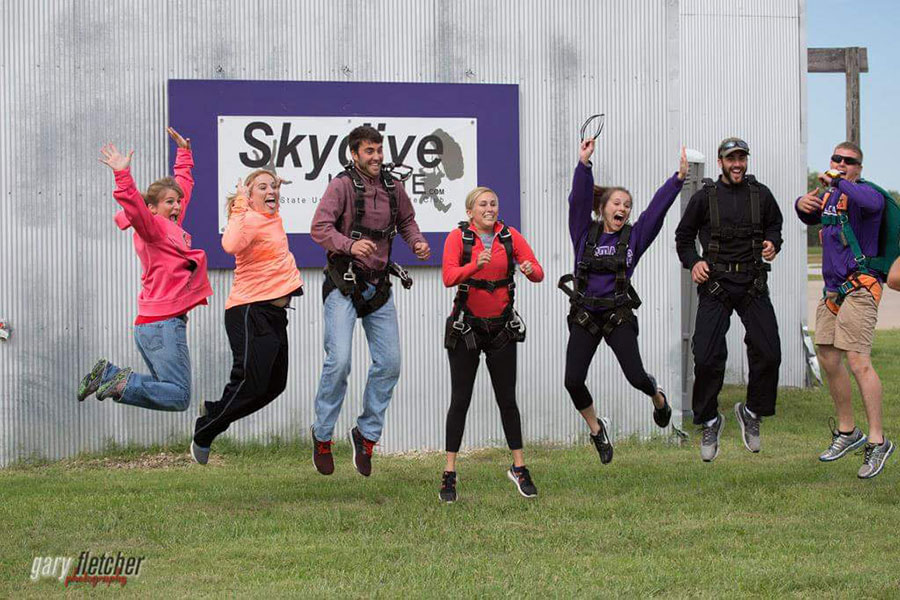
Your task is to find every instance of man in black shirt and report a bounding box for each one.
[675,137,784,462]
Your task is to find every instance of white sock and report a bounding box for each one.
[704,417,718,428]
[744,406,758,420]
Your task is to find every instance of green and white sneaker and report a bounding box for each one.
[96,368,131,401]
[858,439,894,479]
[819,421,867,462]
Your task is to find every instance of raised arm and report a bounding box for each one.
[167,127,194,225]
[569,139,596,245]
[631,147,688,262]
[837,178,884,214]
[99,143,163,243]
[221,179,254,255]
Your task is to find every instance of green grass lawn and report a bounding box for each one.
[3,335,900,597]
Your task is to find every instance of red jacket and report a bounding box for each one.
[112,149,212,318]
[442,221,543,318]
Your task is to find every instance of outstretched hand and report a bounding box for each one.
[167,126,191,149]
[235,177,248,199]
[677,147,688,180]
[579,138,595,166]
[98,143,134,171]
[796,187,821,214]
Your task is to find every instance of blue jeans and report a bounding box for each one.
[103,317,192,411]
[312,286,401,442]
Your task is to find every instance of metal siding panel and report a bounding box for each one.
[679,0,806,390]
[0,0,804,466]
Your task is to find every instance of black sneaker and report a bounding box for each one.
[349,426,375,477]
[506,465,538,498]
[439,471,458,503]
[653,388,672,428]
[590,417,613,464]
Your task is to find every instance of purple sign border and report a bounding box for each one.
[168,79,520,269]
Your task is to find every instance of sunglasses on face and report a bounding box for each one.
[831,154,860,166]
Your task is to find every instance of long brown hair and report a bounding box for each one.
[592,185,631,217]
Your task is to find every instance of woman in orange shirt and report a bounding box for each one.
[191,169,303,465]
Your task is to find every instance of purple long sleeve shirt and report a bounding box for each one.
[795,178,884,292]
[311,168,426,273]
[569,161,684,305]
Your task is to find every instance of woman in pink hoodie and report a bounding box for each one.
[77,127,213,411]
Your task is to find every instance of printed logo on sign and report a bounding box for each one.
[217,117,478,234]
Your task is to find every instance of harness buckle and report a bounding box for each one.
[388,227,398,240]
[350,231,362,240]
[576,311,591,326]
[343,264,357,283]
[458,284,470,292]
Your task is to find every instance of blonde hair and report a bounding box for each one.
[144,177,184,206]
[225,169,279,217]
[464,186,498,211]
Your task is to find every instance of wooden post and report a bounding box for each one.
[808,47,868,146]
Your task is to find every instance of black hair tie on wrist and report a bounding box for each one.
[580,113,605,141]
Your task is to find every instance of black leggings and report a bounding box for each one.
[564,317,657,412]
[193,303,289,448]
[445,338,522,453]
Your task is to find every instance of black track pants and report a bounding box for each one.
[193,303,289,448]
[564,317,657,412]
[691,285,781,424]
[445,339,522,452]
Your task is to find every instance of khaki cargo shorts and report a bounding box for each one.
[815,287,880,355]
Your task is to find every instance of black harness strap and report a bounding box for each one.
[558,221,641,336]
[323,164,411,318]
[702,175,770,306]
[445,222,525,351]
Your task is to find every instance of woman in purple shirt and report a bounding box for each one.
[561,138,687,464]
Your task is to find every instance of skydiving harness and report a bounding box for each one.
[444,221,526,352]
[700,175,770,310]
[818,183,886,314]
[558,221,641,338]
[323,163,413,318]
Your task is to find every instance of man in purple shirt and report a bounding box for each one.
[309,125,430,477]
[796,141,894,479]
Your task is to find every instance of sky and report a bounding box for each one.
[807,0,900,190]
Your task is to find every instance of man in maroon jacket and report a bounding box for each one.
[309,125,430,477]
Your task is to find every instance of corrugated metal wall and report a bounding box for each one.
[0,0,805,466]
[680,0,807,387]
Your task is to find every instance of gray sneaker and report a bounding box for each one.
[734,402,761,453]
[819,421,867,462]
[857,439,894,479]
[700,413,724,462]
[190,440,210,466]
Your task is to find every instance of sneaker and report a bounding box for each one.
[590,417,613,464]
[506,465,538,498]
[348,426,375,477]
[700,413,724,462]
[819,420,867,462]
[95,368,131,401]
[439,471,458,503]
[77,358,108,401]
[857,439,895,479]
[190,440,209,465]
[734,402,761,453]
[311,426,334,475]
[653,388,672,428]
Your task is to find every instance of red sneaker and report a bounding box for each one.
[349,426,376,477]
[311,426,334,475]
